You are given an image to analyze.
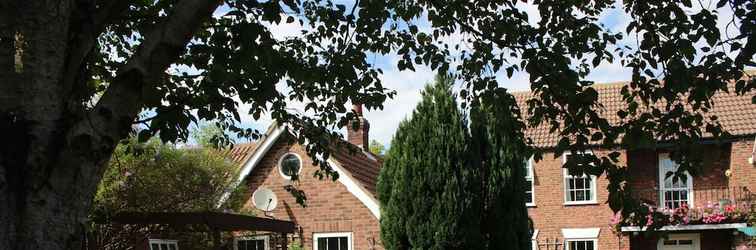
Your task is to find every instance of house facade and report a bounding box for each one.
[519,83,756,250]
[228,80,756,250]
[229,107,384,250]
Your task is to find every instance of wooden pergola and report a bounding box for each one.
[110,212,297,250]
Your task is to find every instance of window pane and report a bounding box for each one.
[318,238,327,250]
[678,240,693,245]
[525,180,533,203]
[584,189,591,201]
[586,240,594,250]
[339,237,348,250]
[256,240,266,250]
[576,190,585,201]
[663,240,677,245]
[151,244,159,250]
[168,244,177,250]
[328,237,339,250]
[160,244,168,250]
[281,154,301,176]
[575,178,584,189]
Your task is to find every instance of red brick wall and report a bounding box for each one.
[729,139,756,192]
[243,135,382,250]
[529,142,744,250]
[528,150,631,250]
[626,144,731,208]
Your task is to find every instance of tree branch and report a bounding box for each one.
[62,0,134,109]
[61,0,223,177]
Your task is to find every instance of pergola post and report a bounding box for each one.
[212,229,222,250]
[281,233,288,250]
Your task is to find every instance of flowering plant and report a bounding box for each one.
[610,200,751,235]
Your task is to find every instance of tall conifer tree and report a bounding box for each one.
[378,75,532,250]
[469,91,531,250]
[378,74,472,249]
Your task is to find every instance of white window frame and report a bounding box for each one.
[531,229,539,250]
[313,232,353,250]
[565,239,598,250]
[148,239,179,250]
[278,152,303,180]
[657,233,700,250]
[562,228,600,250]
[658,153,694,209]
[562,152,598,205]
[525,157,536,207]
[234,235,270,250]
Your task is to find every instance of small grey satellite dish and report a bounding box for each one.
[252,187,278,212]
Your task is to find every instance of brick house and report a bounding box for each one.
[227,105,383,250]
[517,82,756,250]
[227,80,756,250]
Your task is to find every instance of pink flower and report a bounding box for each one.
[724,204,736,213]
[610,212,622,225]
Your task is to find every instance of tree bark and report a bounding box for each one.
[0,0,221,249]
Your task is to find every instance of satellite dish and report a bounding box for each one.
[252,187,278,212]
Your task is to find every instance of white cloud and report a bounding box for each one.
[363,64,435,146]
[228,1,740,149]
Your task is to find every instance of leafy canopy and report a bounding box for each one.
[368,140,386,156]
[92,139,248,250]
[86,0,754,214]
[94,139,245,215]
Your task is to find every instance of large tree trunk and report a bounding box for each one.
[0,1,112,249]
[0,0,221,249]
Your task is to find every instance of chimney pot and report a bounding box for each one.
[352,104,363,116]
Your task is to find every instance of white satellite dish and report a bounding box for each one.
[252,187,278,212]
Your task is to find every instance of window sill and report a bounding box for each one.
[563,201,599,206]
[526,203,536,208]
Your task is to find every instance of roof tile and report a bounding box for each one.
[514,81,756,148]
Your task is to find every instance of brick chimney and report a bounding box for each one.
[347,104,370,151]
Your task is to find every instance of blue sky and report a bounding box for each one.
[221,1,743,149]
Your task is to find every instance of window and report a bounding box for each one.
[565,239,597,250]
[531,229,539,250]
[524,157,535,206]
[562,228,599,250]
[278,153,302,179]
[235,235,269,250]
[148,239,178,250]
[313,232,352,250]
[656,233,700,249]
[563,153,597,204]
[658,154,693,209]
